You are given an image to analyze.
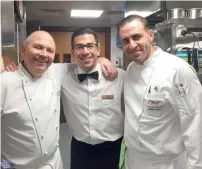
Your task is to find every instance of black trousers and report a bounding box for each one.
[70,137,122,169]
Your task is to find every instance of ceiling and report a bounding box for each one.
[24,1,126,27]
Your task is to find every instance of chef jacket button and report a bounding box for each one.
[56,143,59,146]
[29,98,32,101]
[41,134,44,139]
[45,152,48,155]
[56,126,59,130]
[35,117,39,121]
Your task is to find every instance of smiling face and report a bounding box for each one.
[72,33,100,72]
[119,19,154,65]
[22,31,56,78]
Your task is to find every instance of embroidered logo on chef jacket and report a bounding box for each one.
[148,85,160,94]
[101,95,114,100]
[145,99,165,111]
[154,86,158,92]
[175,83,186,97]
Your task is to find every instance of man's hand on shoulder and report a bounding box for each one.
[98,57,118,80]
[5,62,18,72]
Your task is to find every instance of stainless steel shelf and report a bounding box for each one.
[156,18,202,31]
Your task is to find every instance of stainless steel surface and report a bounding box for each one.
[186,8,202,19]
[123,1,202,27]
[152,28,158,46]
[125,1,165,18]
[1,1,19,63]
[153,28,158,36]
[156,18,202,30]
[19,7,27,48]
[2,1,15,47]
[167,8,185,20]
[1,1,27,64]
[156,18,202,53]
[155,18,202,76]
[166,1,202,10]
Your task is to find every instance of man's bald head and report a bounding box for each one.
[24,31,56,48]
[22,30,56,78]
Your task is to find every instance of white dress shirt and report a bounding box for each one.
[61,63,125,145]
[124,47,202,169]
[1,63,68,169]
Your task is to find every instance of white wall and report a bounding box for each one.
[110,25,123,68]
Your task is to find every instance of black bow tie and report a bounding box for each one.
[78,71,99,82]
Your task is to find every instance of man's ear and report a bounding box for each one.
[148,29,154,42]
[97,42,101,57]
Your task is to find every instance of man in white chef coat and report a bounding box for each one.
[1,31,64,169]
[118,15,202,169]
[1,30,117,169]
[61,28,125,169]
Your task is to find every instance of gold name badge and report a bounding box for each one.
[101,95,114,100]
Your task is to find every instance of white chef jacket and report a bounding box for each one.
[1,63,68,169]
[61,63,125,145]
[124,47,202,169]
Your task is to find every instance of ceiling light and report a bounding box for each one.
[125,11,153,18]
[71,10,103,18]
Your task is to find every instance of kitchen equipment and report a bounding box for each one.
[167,8,185,20]
[2,1,27,64]
[175,48,202,71]
[186,8,202,19]
[192,48,199,72]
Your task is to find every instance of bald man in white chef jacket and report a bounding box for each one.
[1,30,116,169]
[1,31,65,169]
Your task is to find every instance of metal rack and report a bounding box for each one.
[155,18,202,82]
[155,18,202,53]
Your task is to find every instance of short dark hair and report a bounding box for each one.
[117,15,150,34]
[71,28,98,48]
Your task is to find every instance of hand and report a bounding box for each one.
[99,57,118,80]
[5,62,18,72]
